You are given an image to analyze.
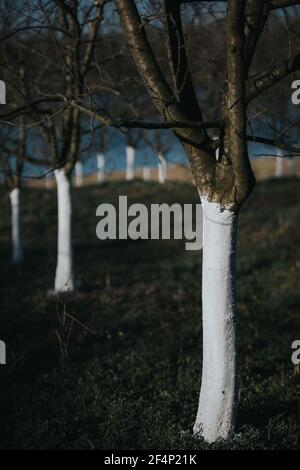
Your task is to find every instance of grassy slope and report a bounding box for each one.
[0,178,299,450]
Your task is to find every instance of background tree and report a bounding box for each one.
[0,123,26,264]
[1,0,113,292]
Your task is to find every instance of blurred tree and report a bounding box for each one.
[0,122,25,264]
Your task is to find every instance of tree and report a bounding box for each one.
[0,0,113,292]
[112,0,300,442]
[1,0,300,443]
[0,124,26,264]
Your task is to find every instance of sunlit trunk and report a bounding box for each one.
[54,169,74,292]
[126,145,135,180]
[97,153,105,182]
[9,187,23,264]
[75,161,83,187]
[194,198,238,443]
[158,153,167,184]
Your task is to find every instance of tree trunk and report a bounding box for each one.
[75,161,83,187]
[194,197,238,443]
[158,153,167,183]
[54,169,74,292]
[126,145,135,180]
[9,187,23,264]
[97,153,105,182]
[275,149,284,178]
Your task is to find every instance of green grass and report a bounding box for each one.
[0,177,299,449]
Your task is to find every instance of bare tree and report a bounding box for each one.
[0,123,26,264]
[111,0,300,442]
[1,0,300,443]
[0,0,113,292]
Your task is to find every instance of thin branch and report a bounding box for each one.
[68,99,220,129]
[247,52,300,102]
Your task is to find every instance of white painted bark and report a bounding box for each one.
[97,153,105,182]
[143,166,151,181]
[275,148,284,178]
[194,198,238,443]
[158,154,167,184]
[75,161,83,187]
[54,169,74,292]
[9,188,23,264]
[126,145,135,181]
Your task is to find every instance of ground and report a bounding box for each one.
[0,177,299,450]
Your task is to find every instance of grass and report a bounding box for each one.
[0,177,299,450]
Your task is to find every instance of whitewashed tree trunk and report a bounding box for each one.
[75,161,83,187]
[54,169,74,292]
[143,166,151,181]
[126,145,135,180]
[275,148,284,178]
[9,187,23,264]
[158,153,167,184]
[194,197,238,443]
[97,153,105,182]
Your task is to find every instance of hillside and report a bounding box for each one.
[0,177,299,449]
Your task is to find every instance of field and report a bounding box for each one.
[28,157,300,189]
[0,177,299,450]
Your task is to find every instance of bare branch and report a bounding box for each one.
[68,99,220,130]
[270,1,300,9]
[247,52,300,102]
[163,0,205,122]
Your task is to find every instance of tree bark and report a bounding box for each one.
[9,187,23,264]
[54,169,74,292]
[275,148,284,177]
[194,197,238,442]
